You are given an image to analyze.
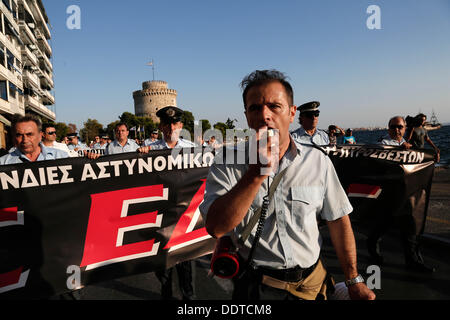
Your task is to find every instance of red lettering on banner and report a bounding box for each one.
[0,267,30,293]
[80,185,167,270]
[347,184,382,199]
[164,180,211,252]
[0,207,24,227]
[0,208,28,293]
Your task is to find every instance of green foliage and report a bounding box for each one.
[199,119,211,133]
[80,119,103,143]
[181,111,195,137]
[54,122,70,141]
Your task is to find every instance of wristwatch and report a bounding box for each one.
[345,275,365,287]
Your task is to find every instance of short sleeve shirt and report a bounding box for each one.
[199,138,353,269]
[0,144,70,165]
[409,127,428,149]
[291,127,330,146]
[149,138,196,150]
[380,135,407,146]
[105,139,140,155]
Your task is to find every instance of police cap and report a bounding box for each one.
[299,101,320,113]
[156,106,183,124]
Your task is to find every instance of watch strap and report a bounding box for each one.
[345,274,364,287]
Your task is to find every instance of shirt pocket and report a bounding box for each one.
[290,186,323,231]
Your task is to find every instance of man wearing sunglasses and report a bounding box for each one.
[379,116,412,149]
[41,123,74,157]
[291,101,330,146]
[366,115,435,273]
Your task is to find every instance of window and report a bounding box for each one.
[9,82,17,99]
[0,81,8,101]
[6,49,14,72]
[0,44,5,67]
[2,0,11,12]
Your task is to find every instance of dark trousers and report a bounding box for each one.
[155,261,194,300]
[368,214,422,263]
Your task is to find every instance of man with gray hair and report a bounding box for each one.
[0,115,68,165]
[366,115,435,273]
[379,116,412,149]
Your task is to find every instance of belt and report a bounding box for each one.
[253,261,318,283]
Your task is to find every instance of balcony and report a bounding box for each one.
[21,45,38,67]
[39,69,53,88]
[29,0,51,39]
[38,50,52,71]
[41,89,54,105]
[25,93,55,120]
[22,69,39,89]
[18,20,37,45]
[35,28,52,56]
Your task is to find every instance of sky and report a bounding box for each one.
[43,0,450,132]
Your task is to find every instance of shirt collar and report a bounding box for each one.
[12,143,48,162]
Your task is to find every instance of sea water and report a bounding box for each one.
[347,125,450,165]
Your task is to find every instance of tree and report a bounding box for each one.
[106,120,120,139]
[80,119,103,143]
[181,111,195,137]
[199,119,211,134]
[117,112,156,139]
[68,123,77,134]
[213,122,228,139]
[225,118,238,130]
[55,122,70,141]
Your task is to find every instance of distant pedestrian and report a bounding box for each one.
[143,130,160,146]
[327,125,345,147]
[343,129,356,144]
[406,113,440,163]
[366,115,436,273]
[105,123,140,155]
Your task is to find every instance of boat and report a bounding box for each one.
[424,110,442,131]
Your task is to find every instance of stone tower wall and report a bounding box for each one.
[133,81,178,123]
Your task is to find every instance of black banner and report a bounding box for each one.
[326,144,435,235]
[0,148,216,299]
[0,145,435,299]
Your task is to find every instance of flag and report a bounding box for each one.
[146,61,153,66]
[130,127,136,131]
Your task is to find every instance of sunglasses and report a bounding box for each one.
[46,131,57,135]
[302,112,320,119]
[389,125,404,130]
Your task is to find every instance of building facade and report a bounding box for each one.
[0,0,55,149]
[133,80,177,123]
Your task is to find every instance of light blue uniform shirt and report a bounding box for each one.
[92,142,108,150]
[199,137,353,269]
[68,142,89,151]
[149,138,196,150]
[0,144,69,165]
[380,135,407,146]
[143,138,159,147]
[291,127,330,146]
[105,139,140,155]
